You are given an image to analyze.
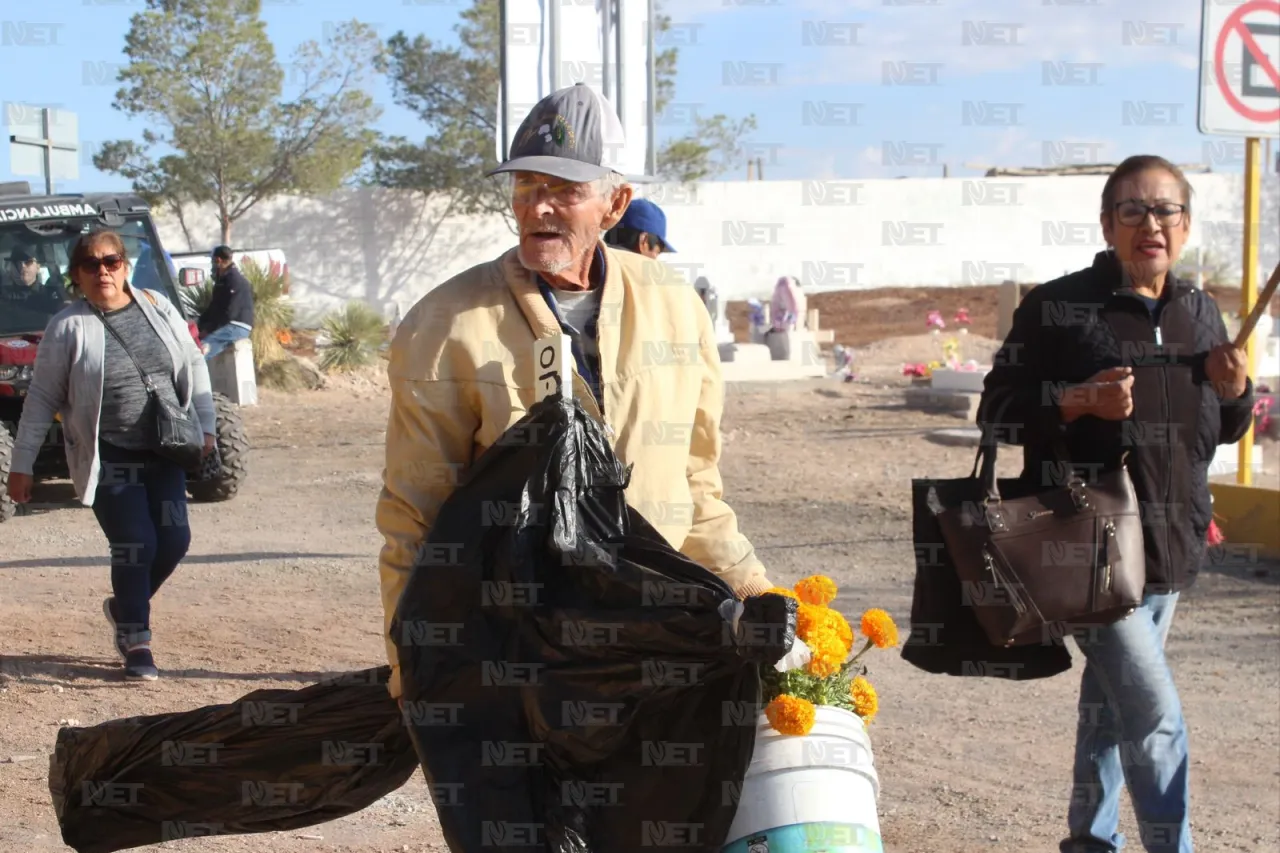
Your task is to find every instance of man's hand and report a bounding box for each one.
[1205,343,1249,400]
[202,433,216,457]
[1059,366,1135,423]
[7,471,32,504]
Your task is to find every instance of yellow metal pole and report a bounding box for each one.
[1238,137,1260,487]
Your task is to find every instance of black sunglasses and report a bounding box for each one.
[78,254,125,274]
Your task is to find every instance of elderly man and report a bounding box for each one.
[376,83,773,701]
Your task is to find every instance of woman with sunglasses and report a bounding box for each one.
[978,154,1254,853]
[6,230,216,682]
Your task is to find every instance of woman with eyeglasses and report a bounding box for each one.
[6,229,216,682]
[978,154,1254,853]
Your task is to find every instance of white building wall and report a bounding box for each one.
[153,173,1279,327]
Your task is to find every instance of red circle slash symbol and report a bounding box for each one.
[1215,0,1280,123]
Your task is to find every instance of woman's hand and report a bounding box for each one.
[7,471,33,504]
[1059,366,1135,423]
[1205,343,1249,399]
[202,433,216,457]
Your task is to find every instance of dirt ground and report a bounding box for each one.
[2,316,1279,852]
[726,282,1280,351]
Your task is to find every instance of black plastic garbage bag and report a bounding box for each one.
[48,666,417,853]
[392,395,796,853]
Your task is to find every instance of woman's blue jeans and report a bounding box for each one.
[1062,592,1192,853]
[92,442,192,639]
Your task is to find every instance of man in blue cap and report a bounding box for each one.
[604,197,675,259]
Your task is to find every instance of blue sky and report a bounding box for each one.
[0,0,1270,194]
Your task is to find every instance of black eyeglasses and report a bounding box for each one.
[1113,201,1186,227]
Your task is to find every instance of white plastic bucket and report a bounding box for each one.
[721,706,883,853]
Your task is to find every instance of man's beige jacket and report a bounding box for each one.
[377,244,771,698]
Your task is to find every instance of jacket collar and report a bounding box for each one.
[502,241,624,385]
[1089,249,1194,303]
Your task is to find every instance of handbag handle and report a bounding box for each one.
[972,394,1083,508]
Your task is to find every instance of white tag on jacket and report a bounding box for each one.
[533,333,573,403]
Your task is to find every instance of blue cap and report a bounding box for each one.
[617,198,675,253]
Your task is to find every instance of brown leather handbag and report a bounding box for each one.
[928,430,1146,648]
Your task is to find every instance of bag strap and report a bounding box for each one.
[87,297,158,396]
[972,392,1080,504]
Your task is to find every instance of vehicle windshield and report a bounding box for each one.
[0,215,180,337]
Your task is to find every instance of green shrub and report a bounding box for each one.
[318,301,386,373]
[180,280,216,317]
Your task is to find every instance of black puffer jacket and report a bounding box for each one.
[198,264,255,337]
[978,251,1255,594]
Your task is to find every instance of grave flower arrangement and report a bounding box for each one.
[759,576,899,736]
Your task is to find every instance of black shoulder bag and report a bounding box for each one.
[93,298,207,471]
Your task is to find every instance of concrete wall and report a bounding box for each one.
[153,173,1280,327]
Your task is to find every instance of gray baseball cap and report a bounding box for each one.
[488,83,627,183]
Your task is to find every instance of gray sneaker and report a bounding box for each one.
[102,598,128,661]
[123,638,159,682]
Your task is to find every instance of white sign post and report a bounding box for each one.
[534,333,574,404]
[498,0,654,179]
[1197,0,1280,138]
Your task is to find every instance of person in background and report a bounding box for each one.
[770,275,806,332]
[1,247,67,309]
[6,229,216,682]
[197,246,255,360]
[376,83,772,705]
[978,154,1254,853]
[604,197,675,259]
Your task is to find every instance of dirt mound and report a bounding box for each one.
[318,362,391,396]
[852,332,1003,374]
[727,285,1003,349]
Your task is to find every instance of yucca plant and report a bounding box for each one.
[238,257,295,370]
[318,301,386,373]
[179,280,216,318]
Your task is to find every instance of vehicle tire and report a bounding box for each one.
[187,392,249,503]
[0,425,15,523]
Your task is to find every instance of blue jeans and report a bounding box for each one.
[92,442,191,637]
[1062,592,1192,853]
[202,323,250,360]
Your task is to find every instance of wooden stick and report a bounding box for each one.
[1234,260,1280,349]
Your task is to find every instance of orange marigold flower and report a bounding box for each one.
[804,630,847,678]
[795,603,825,641]
[850,676,878,724]
[824,609,854,654]
[765,694,816,736]
[860,608,900,649]
[794,575,838,607]
[766,586,799,601]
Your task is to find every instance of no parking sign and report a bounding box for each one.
[1198,0,1280,137]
